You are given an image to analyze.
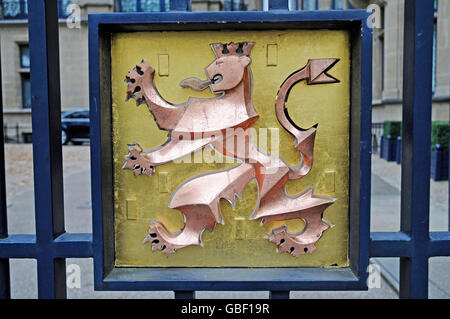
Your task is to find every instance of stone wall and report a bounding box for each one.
[372,0,449,123]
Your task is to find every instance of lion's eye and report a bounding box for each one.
[212,74,223,84]
[129,156,137,160]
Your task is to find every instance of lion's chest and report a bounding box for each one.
[173,98,252,134]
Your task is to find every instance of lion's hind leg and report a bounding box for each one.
[143,205,217,256]
[253,186,334,257]
[144,162,256,256]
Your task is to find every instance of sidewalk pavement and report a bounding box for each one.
[6,155,448,298]
[371,156,449,299]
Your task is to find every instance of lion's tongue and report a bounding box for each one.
[179,78,212,91]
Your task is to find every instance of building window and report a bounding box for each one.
[21,73,31,109]
[288,0,298,10]
[223,0,246,11]
[19,45,30,68]
[117,0,170,12]
[302,0,317,11]
[332,0,344,10]
[19,44,30,109]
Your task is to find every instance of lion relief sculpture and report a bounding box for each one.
[123,41,339,257]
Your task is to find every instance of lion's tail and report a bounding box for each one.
[275,59,339,180]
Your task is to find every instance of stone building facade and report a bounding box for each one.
[0,0,448,140]
[1,0,113,140]
[368,0,449,123]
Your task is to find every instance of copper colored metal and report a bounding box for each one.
[179,77,212,91]
[123,42,340,257]
[275,59,340,180]
[143,162,256,256]
[256,186,334,257]
[123,143,155,177]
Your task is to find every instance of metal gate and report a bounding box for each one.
[0,0,449,299]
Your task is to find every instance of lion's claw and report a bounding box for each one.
[125,60,155,103]
[268,225,318,257]
[123,143,155,177]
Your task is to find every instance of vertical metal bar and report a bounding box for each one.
[160,0,166,12]
[0,259,9,300]
[28,0,66,299]
[169,0,190,11]
[269,291,290,299]
[36,258,66,299]
[400,0,434,299]
[268,0,289,10]
[175,291,195,299]
[0,38,11,300]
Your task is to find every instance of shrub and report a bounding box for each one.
[431,122,449,151]
[383,121,402,140]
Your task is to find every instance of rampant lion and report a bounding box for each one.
[124,42,339,257]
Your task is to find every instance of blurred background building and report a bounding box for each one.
[0,0,448,141]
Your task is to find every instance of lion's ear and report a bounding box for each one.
[239,56,251,68]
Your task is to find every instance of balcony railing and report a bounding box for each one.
[0,0,73,19]
[117,0,171,12]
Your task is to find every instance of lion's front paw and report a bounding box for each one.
[123,143,155,177]
[125,60,155,104]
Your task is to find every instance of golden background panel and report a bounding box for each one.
[111,29,350,267]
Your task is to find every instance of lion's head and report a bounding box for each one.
[180,42,254,93]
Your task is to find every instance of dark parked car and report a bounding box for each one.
[61,109,90,145]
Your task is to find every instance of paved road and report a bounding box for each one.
[6,156,448,298]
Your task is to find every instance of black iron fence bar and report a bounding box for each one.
[28,0,66,299]
[369,0,438,300]
[370,232,411,258]
[175,291,196,299]
[167,0,194,300]
[0,234,93,259]
[370,231,450,258]
[428,232,450,257]
[400,0,433,299]
[269,291,290,299]
[0,34,10,299]
[267,0,290,301]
